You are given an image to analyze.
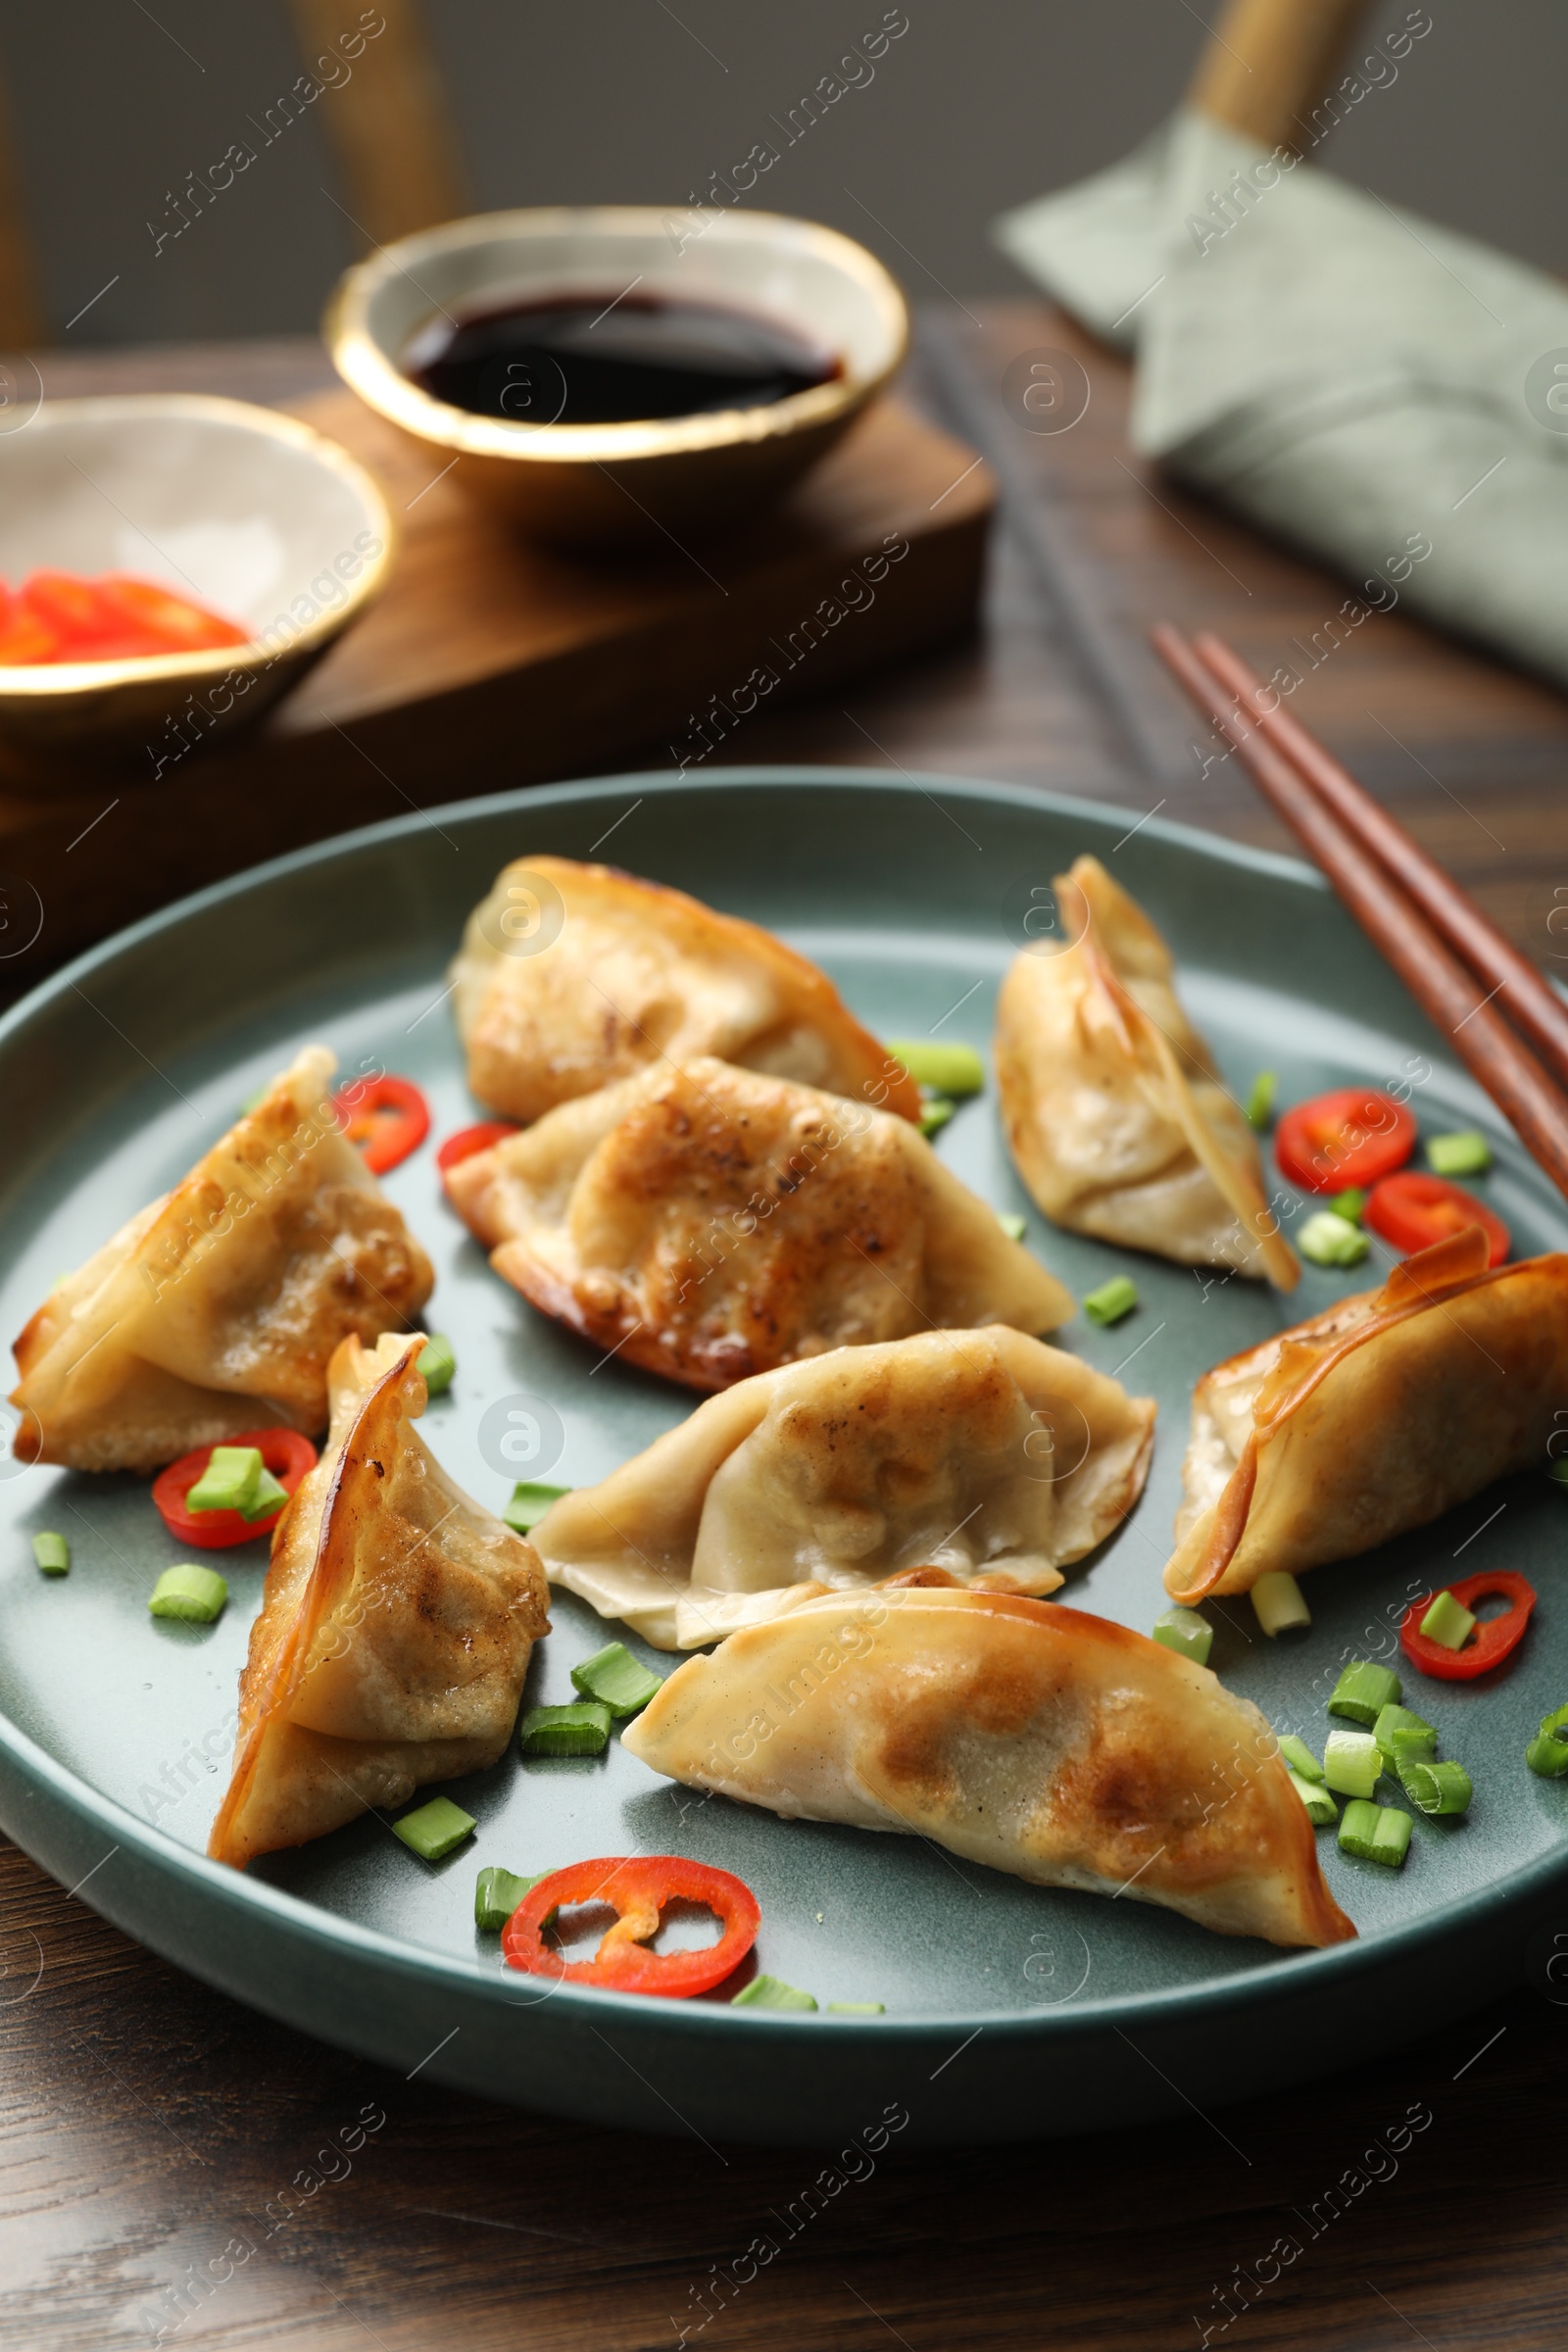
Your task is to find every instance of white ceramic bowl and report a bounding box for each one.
[325,206,908,548]
[0,394,393,767]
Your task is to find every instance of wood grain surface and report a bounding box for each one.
[6,307,1568,2351]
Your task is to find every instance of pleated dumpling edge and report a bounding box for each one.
[450,853,924,1124]
[209,1329,550,1870]
[531,1324,1154,1648]
[10,1046,434,1474]
[447,1057,1075,1395]
[995,856,1298,1289]
[621,1588,1354,1950]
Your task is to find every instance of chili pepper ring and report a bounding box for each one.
[1400,1569,1536,1681]
[501,1855,760,1997]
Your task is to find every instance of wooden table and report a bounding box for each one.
[7,309,1568,2351]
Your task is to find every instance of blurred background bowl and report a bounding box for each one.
[324,205,908,550]
[0,394,393,768]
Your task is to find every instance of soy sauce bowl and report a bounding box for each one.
[323,206,908,550]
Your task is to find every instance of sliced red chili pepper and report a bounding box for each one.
[0,582,59,664]
[1365,1171,1509,1267]
[95,573,247,653]
[332,1073,430,1175]
[436,1120,517,1179]
[21,570,116,652]
[1400,1568,1536,1681]
[15,570,247,663]
[152,1427,318,1550]
[501,1855,760,1997]
[1275,1087,1417,1195]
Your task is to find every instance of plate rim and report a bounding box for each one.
[2,763,1331,1058]
[2,762,1559,2055]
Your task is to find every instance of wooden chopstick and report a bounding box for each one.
[1151,620,1568,1202]
[1192,630,1568,1096]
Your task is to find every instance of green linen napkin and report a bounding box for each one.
[995,109,1568,690]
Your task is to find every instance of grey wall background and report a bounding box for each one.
[1,1,1561,348]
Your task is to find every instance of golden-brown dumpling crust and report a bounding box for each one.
[210,1332,550,1869]
[996,856,1298,1288]
[446,1056,1075,1393]
[533,1325,1154,1648]
[1165,1230,1568,1599]
[10,1048,433,1474]
[451,854,921,1124]
[621,1588,1354,1949]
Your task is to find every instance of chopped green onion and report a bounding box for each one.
[1083,1276,1138,1328]
[1290,1768,1339,1827]
[474,1864,551,1932]
[1251,1571,1310,1637]
[731,1974,817,2012]
[1397,1756,1472,1817]
[996,1212,1027,1242]
[570,1641,664,1719]
[1298,1210,1370,1268]
[1246,1071,1276,1130]
[416,1334,456,1396]
[392,1796,475,1861]
[1152,1606,1212,1666]
[148,1564,228,1624]
[919,1096,956,1139]
[186,1445,264,1514]
[1323,1728,1382,1799]
[1419,1589,1477,1651]
[1328,1187,1367,1224]
[1277,1732,1323,1782]
[31,1531,69,1576]
[505,1481,570,1534]
[1374,1703,1437,1766]
[237,1466,289,1522]
[1338,1798,1413,1866]
[518,1699,612,1757]
[888,1041,985,1098]
[827,2001,886,2015]
[1327,1659,1402,1726]
[1526,1703,1568,1778]
[1427,1130,1492,1177]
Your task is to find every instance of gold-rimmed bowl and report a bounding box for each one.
[0,394,394,771]
[323,205,909,549]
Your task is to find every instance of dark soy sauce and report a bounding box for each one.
[403,290,841,427]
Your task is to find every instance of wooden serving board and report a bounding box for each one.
[0,388,992,988]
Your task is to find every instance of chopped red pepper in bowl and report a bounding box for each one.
[0,570,248,665]
[1400,1569,1536,1681]
[501,1855,760,1996]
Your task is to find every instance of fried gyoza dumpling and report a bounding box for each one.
[1165,1230,1568,1602]
[996,857,1298,1287]
[534,1326,1154,1648]
[622,1588,1353,1948]
[446,1057,1074,1393]
[210,1332,550,1869]
[10,1049,433,1475]
[450,855,921,1125]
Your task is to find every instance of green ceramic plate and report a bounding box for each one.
[3,768,1565,2149]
